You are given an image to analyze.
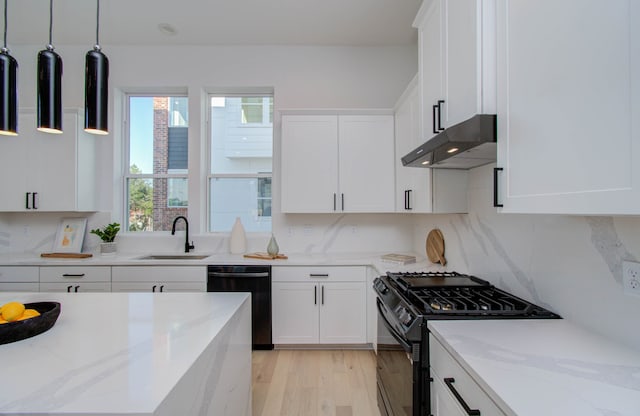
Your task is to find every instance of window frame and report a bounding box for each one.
[206,93,274,233]
[123,93,189,233]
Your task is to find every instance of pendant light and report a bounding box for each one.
[84,0,108,135]
[0,0,17,136]
[37,0,63,134]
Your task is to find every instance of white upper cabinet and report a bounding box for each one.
[496,0,640,214]
[394,76,468,214]
[281,113,395,213]
[415,0,496,140]
[0,109,96,212]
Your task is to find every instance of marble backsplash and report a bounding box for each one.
[412,164,640,350]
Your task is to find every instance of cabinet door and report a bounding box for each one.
[496,0,640,214]
[443,0,483,127]
[0,133,28,210]
[418,0,444,141]
[0,283,39,292]
[319,282,366,344]
[112,281,206,292]
[338,115,395,212]
[272,282,319,344]
[40,282,111,292]
[281,115,339,213]
[395,80,433,213]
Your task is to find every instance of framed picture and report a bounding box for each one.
[52,218,88,253]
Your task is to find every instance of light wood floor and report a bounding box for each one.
[252,349,381,416]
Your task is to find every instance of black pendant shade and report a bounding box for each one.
[37,47,63,134]
[84,47,108,135]
[0,49,17,136]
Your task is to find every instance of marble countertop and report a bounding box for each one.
[428,319,640,416]
[0,292,251,415]
[0,251,446,275]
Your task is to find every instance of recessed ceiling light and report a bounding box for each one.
[421,160,430,165]
[158,23,178,36]
[447,147,459,154]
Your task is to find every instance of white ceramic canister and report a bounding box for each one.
[229,217,247,254]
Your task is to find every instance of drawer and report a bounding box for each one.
[112,266,205,282]
[0,266,39,283]
[112,281,206,292]
[39,266,111,283]
[272,266,365,282]
[430,334,507,416]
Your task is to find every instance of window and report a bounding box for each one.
[125,95,188,232]
[209,95,273,232]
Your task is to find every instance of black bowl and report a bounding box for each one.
[0,302,61,345]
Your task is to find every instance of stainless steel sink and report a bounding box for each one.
[136,254,210,260]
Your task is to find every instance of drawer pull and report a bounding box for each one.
[62,273,86,278]
[309,273,329,278]
[444,378,481,416]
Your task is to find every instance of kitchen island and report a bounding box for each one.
[0,292,251,416]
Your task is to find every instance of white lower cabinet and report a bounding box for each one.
[430,334,507,416]
[272,266,367,345]
[0,266,39,292]
[39,266,111,293]
[111,266,206,292]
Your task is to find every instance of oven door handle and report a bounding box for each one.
[376,298,412,352]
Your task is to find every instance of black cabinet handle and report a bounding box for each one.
[333,193,337,211]
[321,285,325,305]
[444,378,481,416]
[67,285,73,292]
[160,285,165,292]
[493,167,503,208]
[62,273,86,278]
[314,286,317,305]
[437,100,445,131]
[341,193,345,211]
[32,192,38,209]
[407,190,412,210]
[309,273,329,278]
[25,192,31,209]
[152,285,157,292]
[432,104,439,134]
[74,285,80,292]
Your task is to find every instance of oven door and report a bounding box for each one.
[376,299,425,416]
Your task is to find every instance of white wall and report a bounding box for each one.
[412,164,640,350]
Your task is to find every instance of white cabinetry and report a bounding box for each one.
[111,266,206,292]
[0,109,96,212]
[272,266,366,345]
[0,266,39,292]
[281,114,395,213]
[430,334,507,416]
[394,77,468,213]
[414,0,495,140]
[39,266,111,293]
[495,0,640,214]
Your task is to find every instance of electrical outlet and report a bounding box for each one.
[622,261,640,296]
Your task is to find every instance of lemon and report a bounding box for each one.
[0,318,7,324]
[1,302,25,322]
[17,309,41,321]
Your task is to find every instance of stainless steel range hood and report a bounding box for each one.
[401,114,497,169]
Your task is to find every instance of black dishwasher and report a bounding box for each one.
[207,265,273,350]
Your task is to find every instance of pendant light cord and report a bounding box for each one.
[3,0,7,49]
[48,0,53,47]
[95,0,100,46]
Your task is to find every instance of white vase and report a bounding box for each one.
[229,217,247,254]
[267,234,279,256]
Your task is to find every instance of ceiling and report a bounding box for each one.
[5,0,422,47]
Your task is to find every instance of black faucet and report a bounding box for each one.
[171,216,195,253]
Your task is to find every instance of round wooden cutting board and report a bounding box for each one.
[426,228,447,266]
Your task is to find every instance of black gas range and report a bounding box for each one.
[374,271,560,416]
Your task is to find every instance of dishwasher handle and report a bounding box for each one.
[209,271,270,278]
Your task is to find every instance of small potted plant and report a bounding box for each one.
[90,222,120,256]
